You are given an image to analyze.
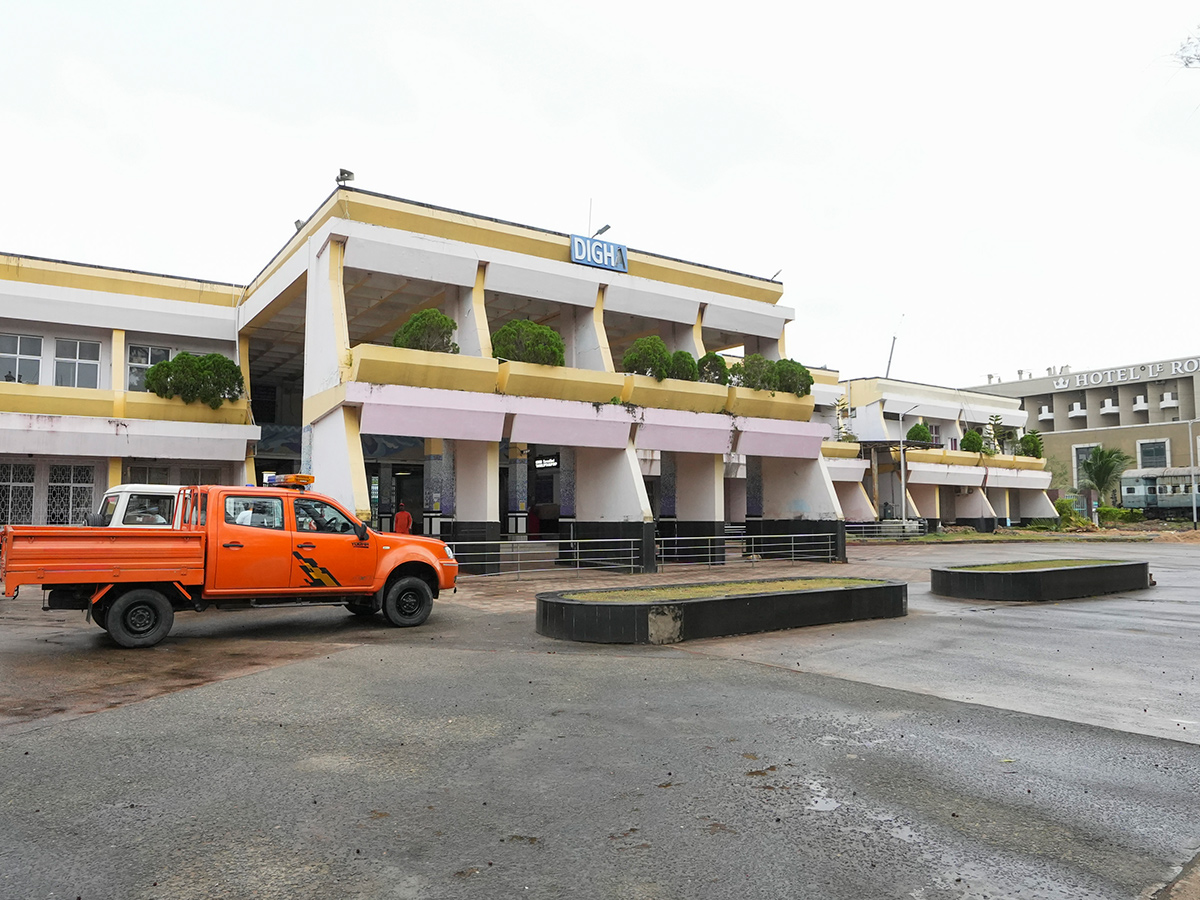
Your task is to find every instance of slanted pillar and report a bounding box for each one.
[750,456,846,561]
[955,486,998,533]
[301,234,370,517]
[574,442,655,573]
[446,265,491,358]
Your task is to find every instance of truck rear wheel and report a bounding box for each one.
[382,577,432,627]
[106,589,174,648]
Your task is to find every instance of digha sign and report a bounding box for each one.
[570,235,628,273]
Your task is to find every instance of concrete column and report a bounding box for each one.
[564,295,609,372]
[111,329,126,417]
[671,452,726,564]
[309,406,371,520]
[303,236,352,396]
[446,265,492,358]
[507,443,529,534]
[106,458,122,492]
[301,235,368,517]
[446,439,501,573]
[424,438,450,537]
[743,335,781,361]
[752,456,845,561]
[955,486,998,533]
[574,442,655,573]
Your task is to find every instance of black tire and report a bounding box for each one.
[105,589,174,648]
[345,602,378,618]
[381,576,433,627]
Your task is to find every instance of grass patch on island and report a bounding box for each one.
[561,578,884,603]
[953,559,1123,572]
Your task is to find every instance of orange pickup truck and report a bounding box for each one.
[0,481,458,648]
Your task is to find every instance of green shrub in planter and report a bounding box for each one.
[697,352,729,385]
[144,352,245,410]
[960,430,984,453]
[492,319,565,366]
[667,350,699,382]
[392,309,460,354]
[730,354,777,391]
[905,422,932,443]
[1018,430,1044,458]
[622,336,671,381]
[772,359,813,397]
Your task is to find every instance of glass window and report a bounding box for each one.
[293,497,356,534]
[54,339,101,389]
[122,494,176,525]
[1,333,42,384]
[127,465,172,485]
[1139,442,1168,469]
[128,344,171,391]
[225,496,284,529]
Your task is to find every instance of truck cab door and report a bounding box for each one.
[211,495,292,593]
[290,497,377,591]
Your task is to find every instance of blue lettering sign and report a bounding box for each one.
[570,234,628,273]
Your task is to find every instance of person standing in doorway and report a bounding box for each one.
[395,501,413,534]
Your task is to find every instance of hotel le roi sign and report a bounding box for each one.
[569,235,628,273]
[1052,356,1200,390]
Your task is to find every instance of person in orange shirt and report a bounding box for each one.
[394,501,413,534]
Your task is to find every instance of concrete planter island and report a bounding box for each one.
[536,578,907,644]
[930,560,1152,602]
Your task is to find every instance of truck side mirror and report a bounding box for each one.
[354,522,368,541]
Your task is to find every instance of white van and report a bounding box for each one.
[85,484,185,527]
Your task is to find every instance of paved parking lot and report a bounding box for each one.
[2,540,1198,899]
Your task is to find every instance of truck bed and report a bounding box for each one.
[0,526,206,595]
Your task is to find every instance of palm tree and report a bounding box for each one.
[1077,445,1135,523]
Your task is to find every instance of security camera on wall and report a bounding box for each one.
[336,169,354,185]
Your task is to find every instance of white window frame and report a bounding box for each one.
[1136,438,1170,470]
[127,344,172,391]
[54,339,102,389]
[0,333,43,385]
[1070,443,1100,488]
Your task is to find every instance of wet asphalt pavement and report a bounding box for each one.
[2,541,1199,899]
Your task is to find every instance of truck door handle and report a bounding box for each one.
[223,541,244,549]
[297,542,316,550]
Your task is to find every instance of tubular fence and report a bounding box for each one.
[844,520,927,540]
[447,531,839,580]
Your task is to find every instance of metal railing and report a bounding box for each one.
[845,520,927,539]
[447,531,839,580]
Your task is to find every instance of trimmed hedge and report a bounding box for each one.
[492,319,565,366]
[393,309,459,354]
[144,352,245,409]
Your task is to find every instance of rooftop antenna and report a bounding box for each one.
[884,314,904,378]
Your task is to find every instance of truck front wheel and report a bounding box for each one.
[106,589,174,648]
[382,577,432,627]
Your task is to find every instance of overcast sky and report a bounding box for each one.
[3,2,1199,388]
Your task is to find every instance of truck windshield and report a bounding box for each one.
[97,494,119,526]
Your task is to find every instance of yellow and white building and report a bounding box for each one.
[0,254,259,525]
[239,188,844,570]
[826,377,1057,529]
